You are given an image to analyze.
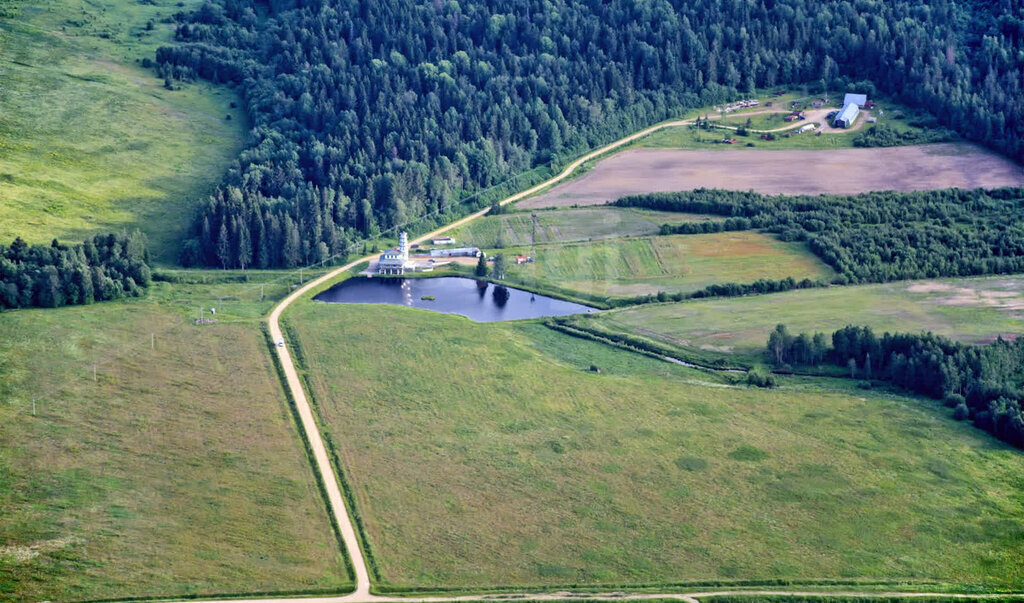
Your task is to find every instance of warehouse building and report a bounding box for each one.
[833,101,860,128]
[430,247,481,258]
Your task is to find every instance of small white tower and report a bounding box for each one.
[399,231,409,260]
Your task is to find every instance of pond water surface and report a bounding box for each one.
[313,276,597,322]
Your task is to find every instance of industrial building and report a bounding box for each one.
[429,247,481,258]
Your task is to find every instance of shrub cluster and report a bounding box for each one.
[852,124,956,148]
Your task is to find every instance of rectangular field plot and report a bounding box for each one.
[594,276,1024,362]
[507,231,833,299]
[288,303,1024,589]
[447,207,721,249]
[0,302,348,601]
[517,144,1024,209]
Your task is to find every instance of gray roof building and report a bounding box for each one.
[833,102,860,128]
[844,93,868,107]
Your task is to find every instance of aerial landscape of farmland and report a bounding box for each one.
[3,0,1024,602]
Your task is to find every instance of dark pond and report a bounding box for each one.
[313,276,597,322]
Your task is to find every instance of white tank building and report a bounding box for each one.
[377,231,419,275]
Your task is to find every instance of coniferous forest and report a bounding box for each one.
[0,233,151,310]
[156,0,1024,268]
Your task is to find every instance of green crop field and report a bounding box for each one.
[591,276,1024,363]
[0,275,348,602]
[500,232,833,300]
[447,207,722,250]
[0,0,245,264]
[285,301,1024,590]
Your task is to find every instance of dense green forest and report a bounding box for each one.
[617,187,1024,284]
[766,324,1024,449]
[0,234,151,310]
[157,0,1024,268]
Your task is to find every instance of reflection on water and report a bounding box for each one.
[313,277,596,322]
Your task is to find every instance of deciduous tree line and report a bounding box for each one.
[617,187,1024,284]
[156,0,1024,267]
[766,324,1024,449]
[0,233,151,310]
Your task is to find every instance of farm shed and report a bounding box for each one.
[844,93,868,107]
[833,103,860,128]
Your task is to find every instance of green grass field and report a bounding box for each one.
[446,207,722,249]
[286,301,1024,590]
[500,232,833,300]
[0,0,245,263]
[0,274,348,602]
[591,276,1024,363]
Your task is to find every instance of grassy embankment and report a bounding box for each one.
[587,275,1024,365]
[285,301,1024,592]
[0,270,349,602]
[0,0,245,264]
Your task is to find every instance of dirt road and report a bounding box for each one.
[173,587,1024,603]
[263,114,698,598]
[253,119,1022,603]
[519,143,1024,208]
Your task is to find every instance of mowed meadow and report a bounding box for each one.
[502,231,832,299]
[0,0,245,263]
[0,275,348,602]
[592,276,1024,363]
[286,301,1024,590]
[447,207,723,249]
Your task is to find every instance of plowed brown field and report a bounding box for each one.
[519,143,1024,208]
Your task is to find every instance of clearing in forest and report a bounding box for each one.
[502,231,832,299]
[286,302,1024,589]
[592,275,1024,363]
[519,144,1024,209]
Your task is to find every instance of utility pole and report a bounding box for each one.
[93,363,97,381]
[260,284,265,301]
[299,268,304,283]
[32,398,35,416]
[151,333,155,350]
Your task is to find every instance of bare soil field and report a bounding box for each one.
[519,143,1024,208]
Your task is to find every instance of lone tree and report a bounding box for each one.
[475,253,488,277]
[492,253,507,280]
